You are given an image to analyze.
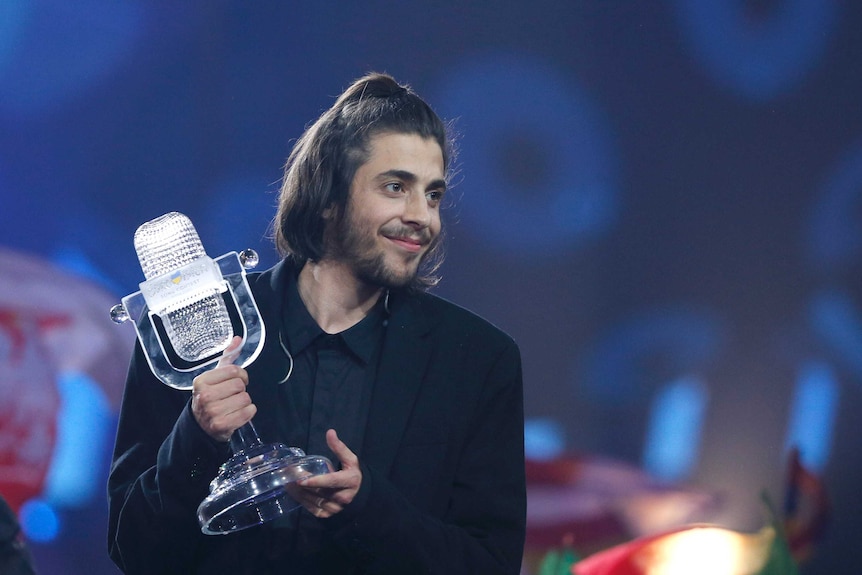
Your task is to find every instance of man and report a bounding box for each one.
[108,72,526,574]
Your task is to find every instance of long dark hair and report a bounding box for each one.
[273,72,454,289]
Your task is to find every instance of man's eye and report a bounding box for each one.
[427,190,444,202]
[385,182,403,193]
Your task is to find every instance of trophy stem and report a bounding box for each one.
[229,421,263,453]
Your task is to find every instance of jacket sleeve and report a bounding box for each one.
[323,336,527,575]
[107,342,231,574]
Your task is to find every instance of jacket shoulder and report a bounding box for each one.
[411,290,518,351]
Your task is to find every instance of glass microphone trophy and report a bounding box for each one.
[110,212,332,535]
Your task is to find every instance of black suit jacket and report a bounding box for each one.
[108,260,526,574]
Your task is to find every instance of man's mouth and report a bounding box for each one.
[385,235,425,253]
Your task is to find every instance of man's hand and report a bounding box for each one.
[191,336,256,442]
[289,429,362,518]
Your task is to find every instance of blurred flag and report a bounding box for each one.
[571,523,797,575]
[0,248,134,408]
[783,447,830,563]
[565,449,828,575]
[0,248,134,512]
[526,454,719,555]
[0,308,59,512]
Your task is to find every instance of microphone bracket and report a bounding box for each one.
[111,250,265,390]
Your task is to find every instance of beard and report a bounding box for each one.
[329,208,436,290]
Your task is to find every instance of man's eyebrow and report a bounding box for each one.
[377,169,417,183]
[429,178,448,192]
[377,169,447,191]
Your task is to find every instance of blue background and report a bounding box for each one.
[1,2,860,573]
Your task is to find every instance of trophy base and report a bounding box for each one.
[197,443,333,535]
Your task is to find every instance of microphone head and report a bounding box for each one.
[134,212,207,280]
[133,212,233,363]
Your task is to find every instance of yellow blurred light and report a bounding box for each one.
[637,526,775,575]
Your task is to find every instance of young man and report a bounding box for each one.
[108,73,526,574]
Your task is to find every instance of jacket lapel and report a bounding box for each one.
[244,261,292,444]
[361,292,435,477]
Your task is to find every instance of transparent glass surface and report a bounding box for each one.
[117,213,335,536]
[134,211,206,279]
[133,211,233,362]
[161,290,233,362]
[197,444,334,535]
[121,252,265,390]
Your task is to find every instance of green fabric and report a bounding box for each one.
[538,547,581,575]
[757,492,798,575]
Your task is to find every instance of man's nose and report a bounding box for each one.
[402,191,431,226]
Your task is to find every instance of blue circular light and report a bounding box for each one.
[19,499,60,543]
[673,0,837,101]
[434,52,618,257]
[524,418,566,461]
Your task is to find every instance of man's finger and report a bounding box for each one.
[299,470,354,490]
[217,335,243,367]
[326,429,359,468]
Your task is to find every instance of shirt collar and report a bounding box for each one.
[339,297,386,364]
[282,268,387,364]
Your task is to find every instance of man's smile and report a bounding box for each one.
[384,234,425,253]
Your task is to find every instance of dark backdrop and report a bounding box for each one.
[0,2,860,573]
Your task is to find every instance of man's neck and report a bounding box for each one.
[296,260,384,334]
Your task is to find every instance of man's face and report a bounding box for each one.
[328,132,446,289]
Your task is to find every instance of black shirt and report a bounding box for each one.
[277,269,387,466]
[267,270,388,566]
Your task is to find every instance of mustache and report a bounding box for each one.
[381,225,433,245]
